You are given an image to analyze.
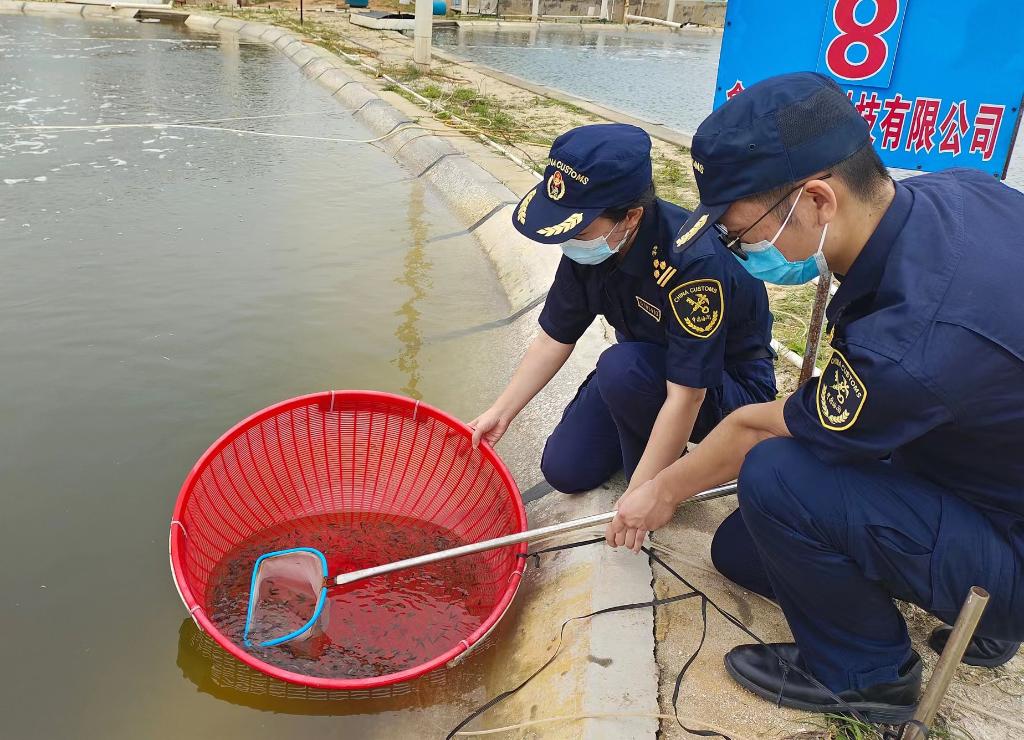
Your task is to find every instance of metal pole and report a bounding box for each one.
[599,0,609,20]
[665,0,675,24]
[530,0,539,22]
[334,481,738,587]
[903,587,990,740]
[413,0,433,66]
[299,0,303,25]
[799,271,832,385]
[623,0,629,25]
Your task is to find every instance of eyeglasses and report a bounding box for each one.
[715,174,832,260]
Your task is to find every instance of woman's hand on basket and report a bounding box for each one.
[606,476,677,553]
[468,407,512,449]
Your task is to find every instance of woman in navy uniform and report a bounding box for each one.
[469,124,776,509]
[608,73,1024,722]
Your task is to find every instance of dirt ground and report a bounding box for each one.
[191,7,1024,736]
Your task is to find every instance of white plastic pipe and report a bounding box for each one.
[625,13,681,28]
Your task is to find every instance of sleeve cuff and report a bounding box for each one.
[539,313,587,345]
[666,365,722,389]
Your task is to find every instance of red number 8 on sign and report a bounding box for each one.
[825,0,900,81]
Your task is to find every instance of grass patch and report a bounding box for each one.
[652,153,697,206]
[804,713,977,740]
[535,96,589,116]
[816,714,886,739]
[768,283,818,358]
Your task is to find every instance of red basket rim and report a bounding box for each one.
[168,390,527,690]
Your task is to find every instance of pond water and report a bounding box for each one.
[432,24,1023,190]
[0,13,522,739]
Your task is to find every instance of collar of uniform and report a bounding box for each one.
[617,198,662,277]
[827,179,913,325]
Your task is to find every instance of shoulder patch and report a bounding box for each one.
[675,213,708,248]
[653,257,677,287]
[816,350,868,431]
[668,278,723,339]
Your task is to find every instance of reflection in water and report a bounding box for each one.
[175,610,518,724]
[176,619,447,714]
[394,180,431,400]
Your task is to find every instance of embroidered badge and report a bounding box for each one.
[816,350,867,431]
[537,212,583,238]
[652,258,676,287]
[675,213,708,248]
[668,279,723,339]
[636,296,662,322]
[546,170,566,201]
[516,189,535,225]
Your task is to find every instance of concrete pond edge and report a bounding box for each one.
[4,3,662,737]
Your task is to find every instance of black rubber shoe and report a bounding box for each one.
[724,643,920,724]
[928,626,1020,668]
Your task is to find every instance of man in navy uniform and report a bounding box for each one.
[469,124,776,507]
[607,72,1024,722]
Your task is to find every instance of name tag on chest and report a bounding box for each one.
[635,295,662,322]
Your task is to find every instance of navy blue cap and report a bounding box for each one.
[674,72,870,252]
[513,124,653,245]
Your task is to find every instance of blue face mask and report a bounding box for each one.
[560,221,631,265]
[736,189,829,285]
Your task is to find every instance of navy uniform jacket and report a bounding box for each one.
[539,198,774,389]
[785,169,1024,519]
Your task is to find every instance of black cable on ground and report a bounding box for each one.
[448,537,888,739]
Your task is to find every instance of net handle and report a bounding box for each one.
[332,482,738,588]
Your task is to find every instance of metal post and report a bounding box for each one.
[665,0,675,24]
[530,0,539,22]
[903,587,990,740]
[799,272,832,385]
[299,0,304,25]
[413,0,433,66]
[623,0,629,25]
[599,0,609,20]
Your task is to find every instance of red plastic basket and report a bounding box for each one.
[169,391,527,690]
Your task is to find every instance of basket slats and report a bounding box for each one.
[169,391,526,690]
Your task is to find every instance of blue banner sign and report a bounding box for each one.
[715,0,1024,178]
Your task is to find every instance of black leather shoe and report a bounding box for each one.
[928,626,1020,668]
[724,643,920,724]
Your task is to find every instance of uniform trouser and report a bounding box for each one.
[711,437,1024,693]
[539,341,776,493]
